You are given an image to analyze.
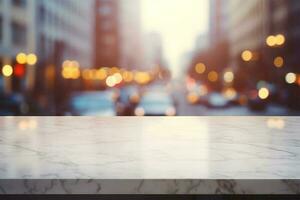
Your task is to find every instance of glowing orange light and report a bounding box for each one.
[208,71,218,82]
[110,67,120,75]
[123,71,134,82]
[276,34,285,46]
[187,92,199,104]
[266,35,276,47]
[96,68,107,80]
[195,63,206,74]
[27,54,38,65]
[241,50,253,62]
[222,88,237,100]
[273,56,284,68]
[134,72,151,85]
[16,53,27,64]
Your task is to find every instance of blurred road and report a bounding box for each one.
[63,83,300,117]
[173,86,300,116]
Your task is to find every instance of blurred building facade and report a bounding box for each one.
[225,0,300,79]
[94,0,119,68]
[227,0,268,69]
[0,0,95,115]
[143,32,164,70]
[225,0,300,108]
[187,0,229,90]
[0,0,94,89]
[118,0,143,69]
[0,0,37,93]
[94,0,143,70]
[37,0,94,67]
[209,0,228,45]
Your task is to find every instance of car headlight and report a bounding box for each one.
[135,107,145,116]
[186,92,199,104]
[130,93,140,104]
[166,107,176,116]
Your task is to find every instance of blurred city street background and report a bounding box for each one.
[0,0,300,116]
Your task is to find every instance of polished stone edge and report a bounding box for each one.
[0,180,300,194]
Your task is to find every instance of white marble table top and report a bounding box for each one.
[0,117,300,194]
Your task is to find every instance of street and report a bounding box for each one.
[173,85,300,116]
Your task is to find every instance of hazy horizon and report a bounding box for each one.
[142,0,209,78]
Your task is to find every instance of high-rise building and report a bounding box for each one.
[118,0,143,70]
[227,0,268,69]
[37,0,94,67]
[143,32,165,70]
[0,0,37,93]
[94,0,119,68]
[0,0,95,94]
[94,0,143,70]
[226,0,300,107]
[209,0,228,45]
[194,33,210,53]
[226,0,299,75]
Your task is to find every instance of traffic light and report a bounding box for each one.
[14,63,26,78]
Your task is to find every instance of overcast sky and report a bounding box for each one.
[141,0,209,78]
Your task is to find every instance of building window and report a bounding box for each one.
[12,0,27,8]
[99,5,112,16]
[0,17,3,43]
[12,22,26,47]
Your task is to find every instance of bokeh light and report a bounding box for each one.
[267,118,285,130]
[2,65,13,77]
[241,50,253,61]
[106,75,117,87]
[195,63,206,74]
[258,87,270,100]
[123,71,134,82]
[16,53,27,64]
[96,68,107,80]
[273,56,284,68]
[208,71,218,82]
[186,92,199,104]
[266,35,277,47]
[223,71,234,83]
[285,73,297,84]
[276,34,286,46]
[27,54,38,65]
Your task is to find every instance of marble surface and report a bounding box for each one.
[0,117,300,194]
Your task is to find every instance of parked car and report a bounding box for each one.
[70,91,117,116]
[207,92,230,108]
[116,86,141,116]
[0,93,23,116]
[247,90,267,111]
[186,84,209,105]
[135,92,176,116]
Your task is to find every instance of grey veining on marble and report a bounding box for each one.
[0,117,300,194]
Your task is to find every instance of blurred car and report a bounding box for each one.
[0,94,23,116]
[70,91,117,116]
[247,90,267,111]
[186,84,209,105]
[135,92,176,116]
[221,87,240,106]
[116,86,141,116]
[207,92,230,108]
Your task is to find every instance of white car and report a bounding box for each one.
[71,91,117,116]
[135,92,176,116]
